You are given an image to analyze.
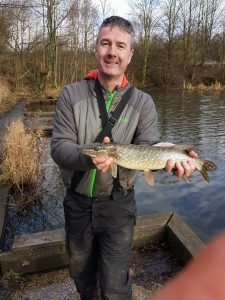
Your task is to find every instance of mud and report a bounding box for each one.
[0,242,183,300]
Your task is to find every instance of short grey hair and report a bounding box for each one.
[97,16,134,49]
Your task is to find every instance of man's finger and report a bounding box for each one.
[103,136,110,144]
[180,161,192,177]
[188,150,198,158]
[173,162,184,178]
[92,156,108,164]
[93,157,113,172]
[164,159,174,172]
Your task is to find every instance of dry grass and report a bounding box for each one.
[0,77,17,113]
[0,77,10,101]
[0,120,42,206]
[0,94,17,113]
[42,86,61,99]
[182,80,225,91]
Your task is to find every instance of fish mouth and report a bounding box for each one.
[78,143,116,157]
[78,149,98,157]
[80,149,109,157]
[78,143,102,152]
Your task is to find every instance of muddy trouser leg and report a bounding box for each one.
[99,224,134,300]
[93,189,136,300]
[63,189,100,299]
[64,188,136,300]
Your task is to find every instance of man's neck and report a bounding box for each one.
[98,74,123,92]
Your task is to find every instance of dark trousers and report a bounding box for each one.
[63,188,136,300]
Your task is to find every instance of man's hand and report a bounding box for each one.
[165,149,198,178]
[91,137,113,172]
[154,142,198,178]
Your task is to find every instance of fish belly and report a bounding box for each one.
[115,148,167,170]
[115,146,198,171]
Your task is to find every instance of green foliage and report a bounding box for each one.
[2,269,25,288]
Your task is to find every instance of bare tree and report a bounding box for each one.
[178,0,199,79]
[99,0,112,22]
[80,0,98,75]
[199,0,221,65]
[0,0,35,86]
[129,0,160,86]
[161,0,181,72]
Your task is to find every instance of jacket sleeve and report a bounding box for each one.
[133,93,161,145]
[50,86,94,170]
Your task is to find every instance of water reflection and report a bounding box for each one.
[135,90,225,242]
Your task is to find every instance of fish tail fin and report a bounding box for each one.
[199,160,217,183]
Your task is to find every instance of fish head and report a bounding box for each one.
[79,143,117,158]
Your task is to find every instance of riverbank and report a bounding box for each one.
[0,100,25,156]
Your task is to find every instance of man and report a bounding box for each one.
[51,16,196,300]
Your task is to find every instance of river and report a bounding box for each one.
[3,90,225,250]
[135,90,225,242]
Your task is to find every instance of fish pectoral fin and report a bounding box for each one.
[173,144,194,152]
[110,162,118,178]
[144,170,155,186]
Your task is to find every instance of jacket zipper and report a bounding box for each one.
[88,86,117,197]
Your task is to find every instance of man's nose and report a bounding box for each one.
[106,44,117,56]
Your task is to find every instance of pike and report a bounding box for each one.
[79,143,217,185]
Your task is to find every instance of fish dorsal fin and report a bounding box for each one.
[144,170,155,186]
[110,162,117,178]
[173,144,194,152]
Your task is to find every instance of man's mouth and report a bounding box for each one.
[104,61,118,65]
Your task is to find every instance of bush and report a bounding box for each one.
[0,119,42,206]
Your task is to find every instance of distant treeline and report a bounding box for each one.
[1,0,225,94]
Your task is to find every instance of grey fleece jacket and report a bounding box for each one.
[50,77,161,197]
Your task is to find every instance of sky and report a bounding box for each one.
[95,0,130,19]
[110,0,129,17]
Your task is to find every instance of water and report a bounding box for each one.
[25,101,56,112]
[3,91,225,250]
[135,90,225,242]
[3,140,65,250]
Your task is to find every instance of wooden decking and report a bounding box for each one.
[0,211,204,275]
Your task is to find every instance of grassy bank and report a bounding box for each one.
[0,76,61,113]
[0,78,17,113]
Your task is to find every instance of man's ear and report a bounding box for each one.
[128,49,134,64]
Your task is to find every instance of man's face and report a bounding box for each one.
[96,25,134,82]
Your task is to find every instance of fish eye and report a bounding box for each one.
[94,146,101,151]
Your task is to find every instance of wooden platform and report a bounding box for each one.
[0,211,204,275]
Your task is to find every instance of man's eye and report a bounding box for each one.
[118,44,125,49]
[102,42,109,47]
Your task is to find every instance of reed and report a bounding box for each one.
[182,80,225,91]
[0,120,42,206]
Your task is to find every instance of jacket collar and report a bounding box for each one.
[84,69,128,88]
